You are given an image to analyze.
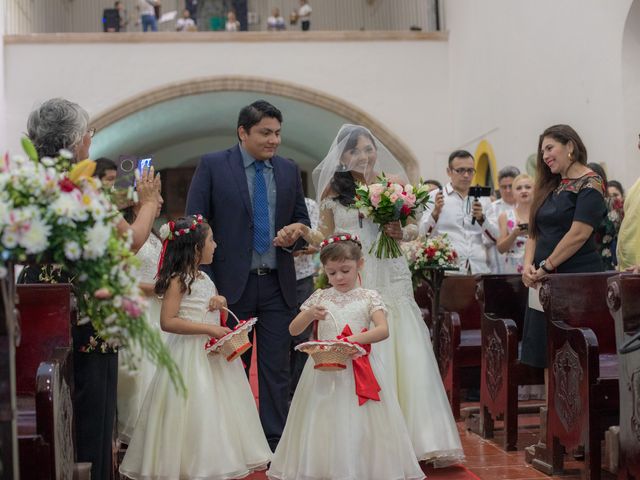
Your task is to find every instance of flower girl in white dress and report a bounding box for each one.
[275,125,463,466]
[267,234,424,480]
[120,215,271,480]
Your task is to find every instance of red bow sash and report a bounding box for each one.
[337,324,381,406]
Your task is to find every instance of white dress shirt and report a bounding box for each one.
[484,198,515,273]
[419,183,497,274]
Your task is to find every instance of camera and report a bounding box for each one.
[468,185,492,198]
[115,155,153,190]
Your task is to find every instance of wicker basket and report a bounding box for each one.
[205,308,256,362]
[296,311,364,371]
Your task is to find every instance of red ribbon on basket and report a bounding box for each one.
[337,325,381,406]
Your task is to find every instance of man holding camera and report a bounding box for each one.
[419,150,497,274]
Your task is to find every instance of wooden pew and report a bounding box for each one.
[473,274,545,450]
[527,272,619,480]
[16,284,76,480]
[606,274,640,480]
[437,275,482,419]
[414,280,434,330]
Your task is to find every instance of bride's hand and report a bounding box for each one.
[383,221,403,240]
[274,223,307,247]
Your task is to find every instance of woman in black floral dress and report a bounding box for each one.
[520,125,607,368]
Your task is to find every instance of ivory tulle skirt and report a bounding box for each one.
[120,332,271,480]
[117,297,162,444]
[373,291,464,465]
[267,351,425,480]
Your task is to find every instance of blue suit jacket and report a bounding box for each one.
[185,145,310,309]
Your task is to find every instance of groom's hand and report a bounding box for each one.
[273,222,307,247]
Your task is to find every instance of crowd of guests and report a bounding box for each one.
[105,0,313,33]
[18,94,640,480]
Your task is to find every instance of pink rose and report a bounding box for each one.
[389,193,399,203]
[369,184,384,196]
[371,193,382,207]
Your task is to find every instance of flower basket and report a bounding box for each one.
[205,308,256,362]
[295,311,365,371]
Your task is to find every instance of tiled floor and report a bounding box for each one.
[245,349,615,480]
[245,407,615,480]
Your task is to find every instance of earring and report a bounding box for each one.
[337,163,348,172]
[568,152,573,162]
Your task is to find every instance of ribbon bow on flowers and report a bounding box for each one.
[337,324,381,406]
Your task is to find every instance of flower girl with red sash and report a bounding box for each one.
[120,215,271,480]
[267,234,424,480]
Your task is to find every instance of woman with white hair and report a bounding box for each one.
[23,97,162,480]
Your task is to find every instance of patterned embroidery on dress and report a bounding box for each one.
[367,290,388,315]
[302,287,386,311]
[555,173,605,195]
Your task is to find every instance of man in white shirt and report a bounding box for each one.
[298,0,312,31]
[485,166,520,273]
[419,150,497,274]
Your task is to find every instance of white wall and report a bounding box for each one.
[3,0,639,187]
[444,0,636,185]
[3,36,451,179]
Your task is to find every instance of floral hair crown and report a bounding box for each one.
[159,214,204,241]
[156,214,205,278]
[319,234,362,250]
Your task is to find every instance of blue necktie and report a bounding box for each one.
[253,161,270,254]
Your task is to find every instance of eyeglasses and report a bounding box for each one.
[88,127,96,138]
[451,167,476,176]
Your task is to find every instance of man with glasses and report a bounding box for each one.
[485,166,520,273]
[419,150,497,274]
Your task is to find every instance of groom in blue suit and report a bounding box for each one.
[186,100,310,449]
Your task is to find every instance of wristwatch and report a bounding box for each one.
[539,259,553,274]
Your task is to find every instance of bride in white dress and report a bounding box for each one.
[277,125,464,466]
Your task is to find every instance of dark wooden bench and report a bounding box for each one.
[472,274,545,450]
[527,272,619,480]
[437,275,482,420]
[16,283,76,480]
[414,280,434,330]
[606,273,640,480]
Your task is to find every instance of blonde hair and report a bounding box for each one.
[513,173,533,187]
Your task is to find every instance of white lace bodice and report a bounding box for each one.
[177,275,221,326]
[301,287,387,340]
[320,199,414,299]
[135,234,163,284]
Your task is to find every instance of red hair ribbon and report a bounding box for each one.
[337,324,381,406]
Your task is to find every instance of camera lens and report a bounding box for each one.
[120,158,134,173]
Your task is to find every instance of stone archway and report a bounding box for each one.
[91,75,420,180]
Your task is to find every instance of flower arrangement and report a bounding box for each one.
[354,175,431,258]
[402,234,459,286]
[0,139,184,392]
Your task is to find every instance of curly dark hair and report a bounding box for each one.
[155,216,210,296]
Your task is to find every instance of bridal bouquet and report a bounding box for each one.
[354,175,431,258]
[402,234,459,286]
[0,139,184,392]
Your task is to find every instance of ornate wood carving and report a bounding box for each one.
[552,341,583,433]
[485,329,504,401]
[630,369,640,442]
[606,282,621,312]
[438,319,450,378]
